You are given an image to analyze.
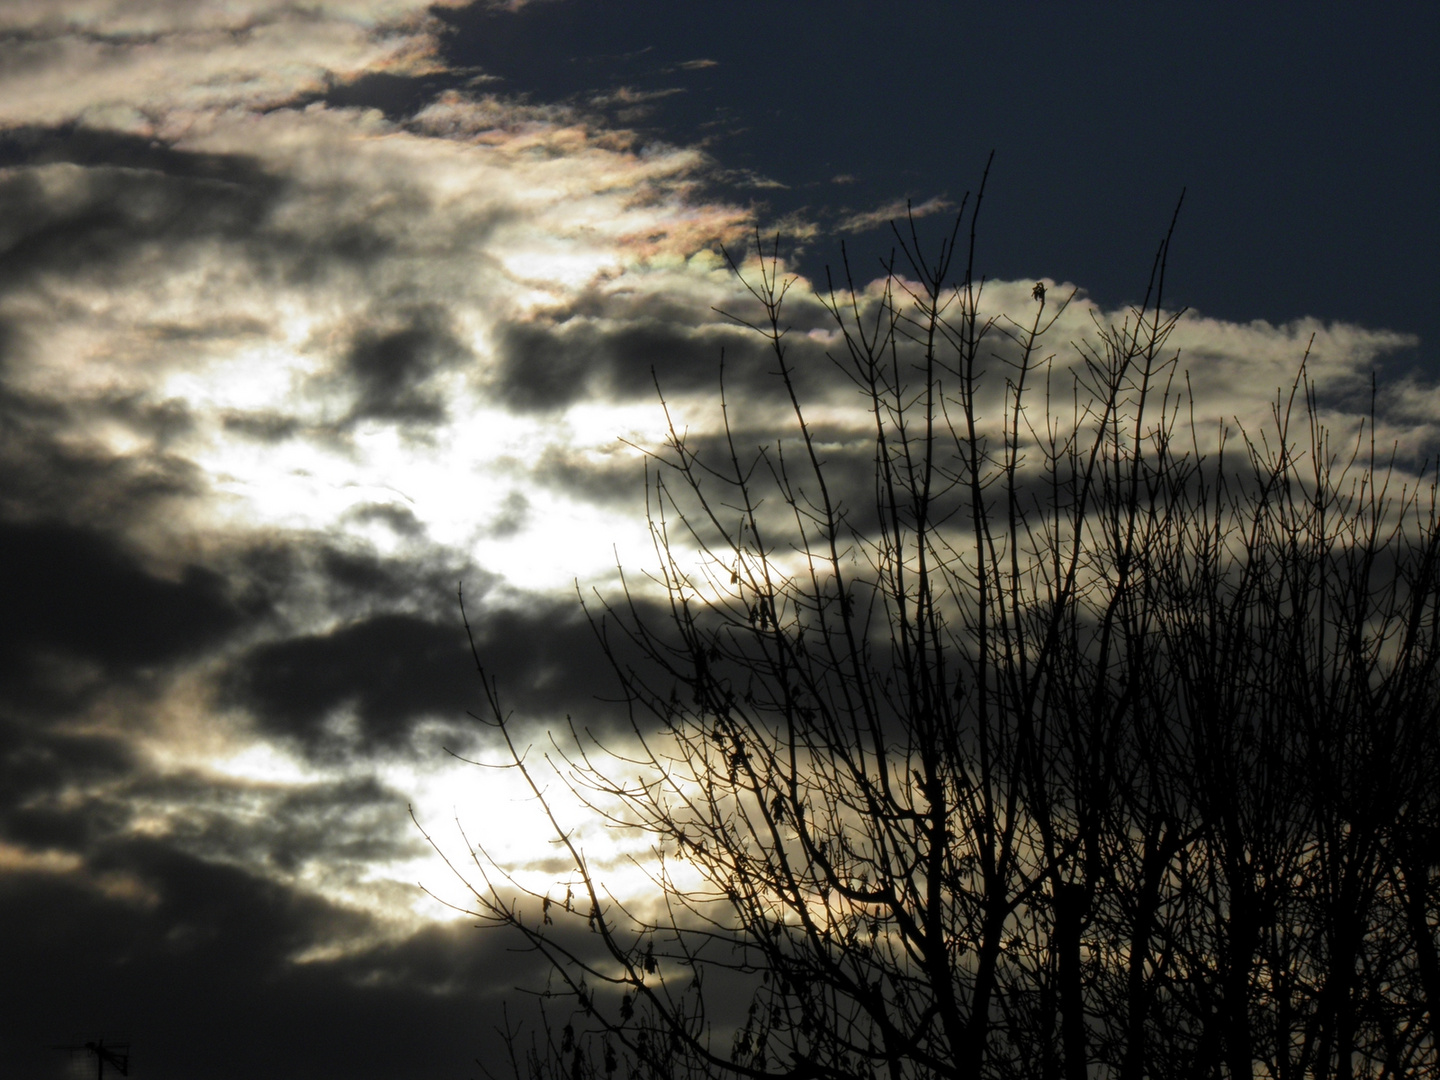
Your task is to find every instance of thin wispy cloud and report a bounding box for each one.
[837,193,953,233]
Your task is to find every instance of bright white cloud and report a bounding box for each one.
[0,0,463,132]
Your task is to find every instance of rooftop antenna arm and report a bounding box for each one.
[50,1036,131,1078]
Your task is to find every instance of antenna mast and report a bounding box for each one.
[51,1035,131,1078]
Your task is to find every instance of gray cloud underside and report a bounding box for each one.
[0,658,542,1076]
[0,846,537,1078]
[228,599,637,757]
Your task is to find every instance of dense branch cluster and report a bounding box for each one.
[438,192,1439,1079]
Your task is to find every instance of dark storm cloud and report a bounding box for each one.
[532,443,647,508]
[0,146,283,292]
[218,304,474,442]
[214,306,476,449]
[0,122,493,304]
[316,544,445,604]
[0,520,249,711]
[264,775,415,869]
[0,703,521,1078]
[334,304,471,428]
[88,392,196,446]
[0,839,532,1079]
[344,502,428,541]
[492,316,744,411]
[230,534,487,634]
[321,70,456,121]
[492,300,835,412]
[227,593,652,757]
[218,408,305,443]
[0,713,137,852]
[0,711,413,884]
[0,385,206,527]
[0,125,275,188]
[462,600,648,724]
[121,771,420,875]
[0,313,22,371]
[229,613,474,753]
[535,419,884,551]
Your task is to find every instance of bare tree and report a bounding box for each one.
[423,176,1439,1079]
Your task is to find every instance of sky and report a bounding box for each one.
[0,2,1435,1077]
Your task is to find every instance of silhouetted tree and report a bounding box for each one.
[427,176,1439,1079]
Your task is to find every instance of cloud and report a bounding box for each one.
[0,4,1433,1076]
[227,591,656,759]
[589,85,686,109]
[0,142,284,295]
[120,770,421,883]
[0,520,249,713]
[0,1,468,134]
[330,304,471,428]
[493,315,743,411]
[0,712,138,852]
[0,839,533,1078]
[486,260,840,412]
[837,194,953,234]
[229,613,477,753]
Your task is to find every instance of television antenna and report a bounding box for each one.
[51,1035,130,1078]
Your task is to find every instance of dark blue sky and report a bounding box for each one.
[427,0,1438,373]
